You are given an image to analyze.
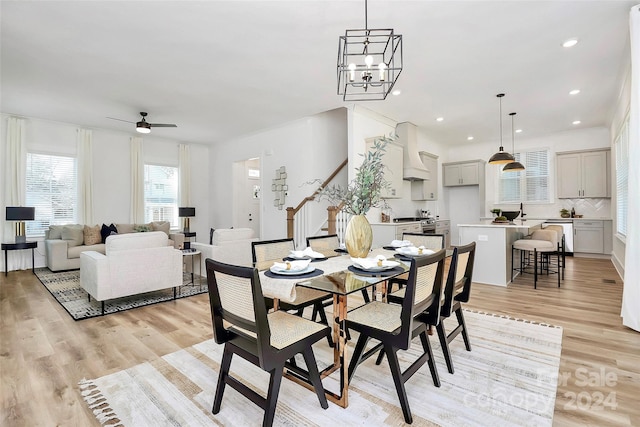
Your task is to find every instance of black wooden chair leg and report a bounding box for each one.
[385,345,413,424]
[212,347,233,414]
[436,321,454,374]
[301,348,328,409]
[315,303,334,347]
[347,334,370,383]
[455,308,471,351]
[263,368,284,427]
[419,332,440,387]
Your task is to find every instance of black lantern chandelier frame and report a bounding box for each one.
[337,0,403,101]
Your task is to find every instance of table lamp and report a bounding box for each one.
[178,207,195,233]
[6,206,35,243]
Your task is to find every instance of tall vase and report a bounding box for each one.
[345,214,373,258]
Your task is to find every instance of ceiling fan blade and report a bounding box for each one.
[106,117,135,124]
[149,123,177,128]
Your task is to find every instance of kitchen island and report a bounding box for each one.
[458,220,544,286]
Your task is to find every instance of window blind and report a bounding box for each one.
[25,153,78,236]
[615,116,629,237]
[144,164,179,227]
[498,149,549,203]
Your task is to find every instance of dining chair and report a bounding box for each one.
[251,238,334,347]
[436,241,476,374]
[306,234,341,258]
[205,258,329,427]
[388,232,445,291]
[346,249,446,424]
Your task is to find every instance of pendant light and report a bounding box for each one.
[503,112,525,172]
[488,93,515,164]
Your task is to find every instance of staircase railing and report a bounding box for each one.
[286,159,348,246]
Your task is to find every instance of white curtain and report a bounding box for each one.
[179,143,190,206]
[621,5,640,332]
[3,117,28,272]
[77,128,94,225]
[130,137,145,224]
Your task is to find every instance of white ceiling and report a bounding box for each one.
[1,1,635,146]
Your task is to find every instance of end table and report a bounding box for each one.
[2,241,38,276]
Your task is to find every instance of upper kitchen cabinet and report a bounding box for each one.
[557,149,610,198]
[411,152,438,200]
[443,160,485,187]
[366,137,403,198]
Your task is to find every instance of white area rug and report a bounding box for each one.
[80,311,562,426]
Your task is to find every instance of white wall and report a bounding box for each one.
[0,114,209,271]
[210,108,348,240]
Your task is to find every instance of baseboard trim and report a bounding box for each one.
[611,252,625,282]
[573,252,612,260]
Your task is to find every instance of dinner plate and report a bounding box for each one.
[269,265,316,276]
[284,256,328,262]
[352,261,400,272]
[395,247,435,257]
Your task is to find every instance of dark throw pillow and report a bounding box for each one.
[101,223,118,243]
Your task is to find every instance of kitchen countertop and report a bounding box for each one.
[458,220,545,229]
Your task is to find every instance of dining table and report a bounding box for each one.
[258,246,453,408]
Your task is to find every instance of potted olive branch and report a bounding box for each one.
[314,134,394,256]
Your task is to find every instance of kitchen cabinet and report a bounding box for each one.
[436,220,451,248]
[557,149,610,198]
[370,222,421,248]
[411,152,438,200]
[443,160,484,187]
[573,220,604,254]
[367,139,403,198]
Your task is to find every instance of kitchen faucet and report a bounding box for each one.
[520,202,527,220]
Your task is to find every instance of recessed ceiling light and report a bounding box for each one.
[392,89,401,96]
[569,89,581,95]
[563,38,578,48]
[572,120,581,125]
[515,129,523,133]
[436,117,444,122]
[467,136,474,141]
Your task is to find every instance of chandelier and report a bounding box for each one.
[337,0,403,101]
[488,93,516,164]
[503,112,525,172]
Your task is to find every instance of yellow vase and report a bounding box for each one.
[345,215,373,258]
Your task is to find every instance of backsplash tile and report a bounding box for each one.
[508,198,612,219]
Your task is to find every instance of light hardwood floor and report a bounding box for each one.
[1,256,638,426]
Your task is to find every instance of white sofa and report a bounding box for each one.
[80,232,183,310]
[191,228,258,273]
[45,222,184,272]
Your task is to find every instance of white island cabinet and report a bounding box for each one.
[458,220,544,286]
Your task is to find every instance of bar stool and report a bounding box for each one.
[543,225,565,280]
[512,229,561,288]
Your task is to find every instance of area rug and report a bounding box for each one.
[79,311,563,426]
[35,267,207,321]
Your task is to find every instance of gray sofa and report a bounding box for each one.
[44,222,184,271]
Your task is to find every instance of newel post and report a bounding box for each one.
[327,206,338,235]
[286,207,295,239]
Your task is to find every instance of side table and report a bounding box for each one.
[183,231,196,250]
[181,249,202,286]
[2,241,38,276]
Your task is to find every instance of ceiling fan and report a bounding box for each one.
[107,112,177,134]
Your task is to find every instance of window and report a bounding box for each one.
[498,149,550,203]
[144,164,178,227]
[615,115,629,237]
[26,153,78,236]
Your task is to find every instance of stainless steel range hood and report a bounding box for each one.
[396,122,431,181]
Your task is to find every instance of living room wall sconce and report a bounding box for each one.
[272,166,287,210]
[178,207,195,233]
[6,206,35,243]
[337,0,403,101]
[488,93,516,165]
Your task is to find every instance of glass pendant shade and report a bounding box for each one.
[488,93,515,165]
